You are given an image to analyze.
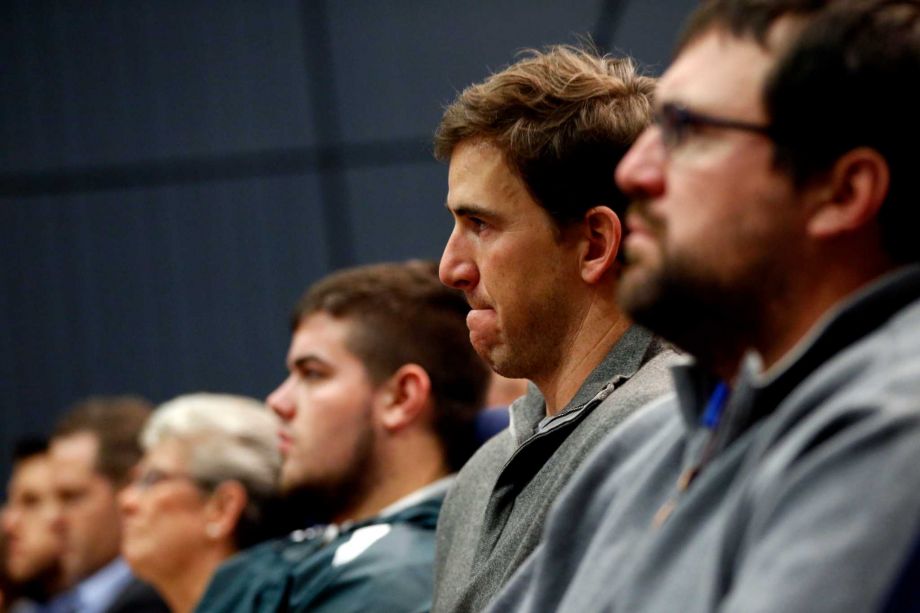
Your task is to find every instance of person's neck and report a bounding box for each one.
[160,546,234,613]
[722,257,900,383]
[533,297,631,416]
[332,436,449,525]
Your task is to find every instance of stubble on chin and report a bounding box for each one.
[280,428,377,523]
[619,202,667,313]
[488,318,568,383]
[618,255,664,319]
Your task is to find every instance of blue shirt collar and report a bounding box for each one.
[73,557,133,613]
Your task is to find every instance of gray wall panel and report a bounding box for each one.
[1,175,327,447]
[345,160,452,264]
[326,0,607,144]
[605,0,697,74]
[0,0,314,174]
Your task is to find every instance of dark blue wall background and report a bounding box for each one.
[0,0,696,488]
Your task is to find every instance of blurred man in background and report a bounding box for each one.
[51,397,168,613]
[1,439,67,612]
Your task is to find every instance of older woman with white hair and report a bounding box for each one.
[119,393,282,613]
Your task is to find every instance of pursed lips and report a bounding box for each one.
[277,430,294,455]
[626,211,654,237]
[463,290,493,312]
[465,298,495,327]
[625,199,666,238]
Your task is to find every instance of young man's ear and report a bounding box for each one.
[203,480,248,542]
[578,206,622,284]
[376,364,432,432]
[807,147,890,238]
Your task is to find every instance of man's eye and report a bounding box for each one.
[666,121,688,145]
[661,117,693,147]
[299,367,324,381]
[657,106,700,149]
[469,217,488,232]
[60,490,84,504]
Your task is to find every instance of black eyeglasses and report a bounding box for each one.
[131,468,199,491]
[654,102,772,149]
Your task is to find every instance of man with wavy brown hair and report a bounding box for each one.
[434,45,678,613]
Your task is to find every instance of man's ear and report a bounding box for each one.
[203,480,248,542]
[578,206,622,284]
[807,147,890,238]
[376,364,432,433]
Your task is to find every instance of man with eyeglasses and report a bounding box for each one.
[483,1,920,611]
[50,396,169,613]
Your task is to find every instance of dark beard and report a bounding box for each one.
[9,563,67,604]
[619,254,764,375]
[281,425,377,526]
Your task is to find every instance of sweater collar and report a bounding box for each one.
[673,265,920,431]
[508,325,659,445]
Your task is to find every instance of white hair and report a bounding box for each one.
[142,393,281,543]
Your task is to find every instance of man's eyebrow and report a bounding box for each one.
[290,354,325,371]
[444,202,494,220]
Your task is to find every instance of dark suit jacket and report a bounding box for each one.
[103,578,169,613]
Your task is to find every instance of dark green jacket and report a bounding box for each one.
[196,495,442,613]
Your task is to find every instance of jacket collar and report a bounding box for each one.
[508,325,660,445]
[673,265,920,433]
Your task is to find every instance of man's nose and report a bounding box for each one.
[267,376,297,422]
[439,227,479,291]
[615,127,667,200]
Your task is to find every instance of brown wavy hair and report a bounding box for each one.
[435,44,655,228]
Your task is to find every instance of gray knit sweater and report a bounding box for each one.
[433,326,678,613]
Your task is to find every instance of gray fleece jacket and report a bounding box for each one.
[433,326,678,613]
[487,266,920,613]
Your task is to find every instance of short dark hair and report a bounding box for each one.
[765,0,920,263]
[675,0,831,53]
[53,396,153,486]
[679,0,920,264]
[435,45,655,229]
[291,261,490,470]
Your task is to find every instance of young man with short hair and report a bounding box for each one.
[196,261,490,613]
